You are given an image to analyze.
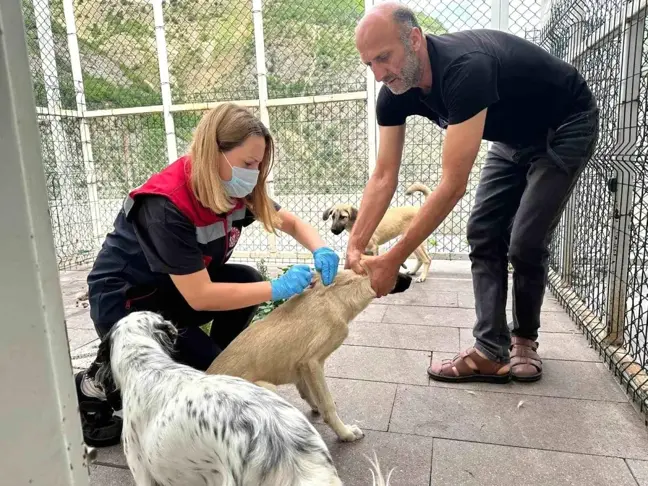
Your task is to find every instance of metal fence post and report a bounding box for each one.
[559,2,588,284]
[152,0,178,164]
[606,4,644,345]
[252,0,276,254]
[62,0,102,250]
[33,0,69,181]
[491,0,509,31]
[33,0,77,253]
[0,0,90,481]
[365,0,377,176]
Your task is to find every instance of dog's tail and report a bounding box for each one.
[404,182,432,199]
[366,451,394,486]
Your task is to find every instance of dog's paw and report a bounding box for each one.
[416,276,426,283]
[339,424,364,442]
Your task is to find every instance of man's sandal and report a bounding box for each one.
[427,347,511,384]
[510,336,543,382]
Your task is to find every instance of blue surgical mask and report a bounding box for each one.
[221,152,259,198]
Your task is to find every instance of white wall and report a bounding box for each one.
[0,1,90,484]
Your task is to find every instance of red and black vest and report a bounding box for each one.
[123,155,249,267]
[86,156,253,331]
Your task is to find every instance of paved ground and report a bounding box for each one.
[62,261,648,486]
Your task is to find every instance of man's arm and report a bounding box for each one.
[385,108,487,265]
[346,124,406,269]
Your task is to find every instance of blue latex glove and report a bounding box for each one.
[270,264,313,301]
[313,246,340,286]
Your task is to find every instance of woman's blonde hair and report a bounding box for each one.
[189,103,280,233]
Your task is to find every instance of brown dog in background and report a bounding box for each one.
[322,182,433,282]
[205,266,412,442]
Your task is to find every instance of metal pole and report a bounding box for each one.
[152,0,178,164]
[0,0,91,482]
[62,0,102,252]
[33,0,77,257]
[560,2,588,284]
[491,0,509,31]
[606,3,644,345]
[365,0,377,177]
[252,0,277,254]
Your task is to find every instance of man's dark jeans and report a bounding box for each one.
[467,102,600,363]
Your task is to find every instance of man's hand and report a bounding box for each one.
[344,245,365,275]
[361,253,401,297]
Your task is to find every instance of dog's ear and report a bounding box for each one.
[86,329,121,410]
[152,318,178,356]
[389,273,412,294]
[322,206,334,221]
[349,207,358,222]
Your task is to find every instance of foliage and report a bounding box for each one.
[251,260,294,324]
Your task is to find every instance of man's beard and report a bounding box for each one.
[386,48,421,95]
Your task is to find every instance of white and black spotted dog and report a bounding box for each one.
[87,310,391,486]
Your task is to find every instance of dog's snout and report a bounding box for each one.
[390,273,412,294]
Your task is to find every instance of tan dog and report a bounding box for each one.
[205,268,412,443]
[322,182,433,282]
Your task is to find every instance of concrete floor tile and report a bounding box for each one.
[429,353,629,402]
[66,311,95,330]
[416,276,474,290]
[89,465,134,485]
[627,459,648,485]
[71,340,100,371]
[535,310,579,333]
[459,329,600,362]
[347,322,459,352]
[425,260,473,278]
[68,328,100,351]
[314,425,433,486]
[390,385,648,459]
[534,332,600,361]
[382,305,476,328]
[278,378,397,432]
[431,439,638,486]
[353,304,386,323]
[326,345,430,385]
[382,302,575,334]
[375,290,458,307]
[95,444,127,467]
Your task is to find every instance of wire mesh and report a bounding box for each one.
[70,0,162,110]
[262,0,366,98]
[266,100,369,259]
[541,0,648,415]
[88,113,168,240]
[164,0,258,104]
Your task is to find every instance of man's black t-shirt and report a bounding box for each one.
[377,29,594,146]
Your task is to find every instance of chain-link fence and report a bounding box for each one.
[19,0,648,414]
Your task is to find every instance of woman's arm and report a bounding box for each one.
[171,270,272,311]
[275,208,327,251]
[275,208,339,286]
[170,262,312,312]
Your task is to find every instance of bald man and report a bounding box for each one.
[346,3,599,383]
